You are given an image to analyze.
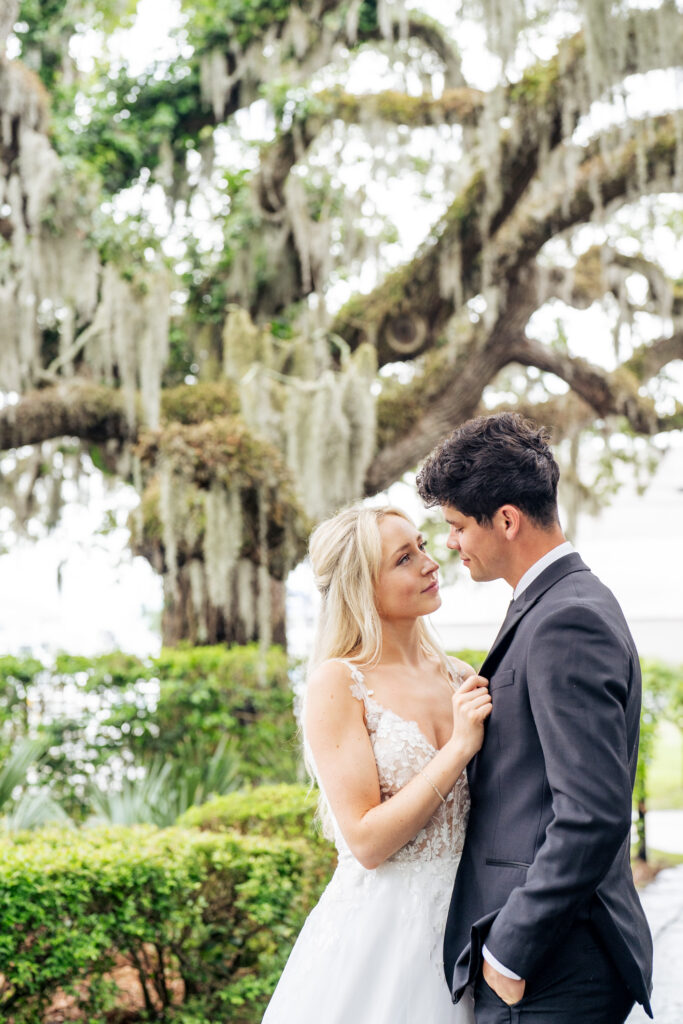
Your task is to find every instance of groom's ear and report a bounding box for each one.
[496,504,521,540]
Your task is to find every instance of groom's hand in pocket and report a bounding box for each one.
[482,959,526,1006]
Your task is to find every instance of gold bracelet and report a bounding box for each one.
[418,767,446,805]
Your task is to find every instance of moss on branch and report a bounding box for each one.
[134,416,310,576]
[161,381,241,424]
[0,382,135,450]
[320,87,484,128]
[375,348,459,451]
[137,416,287,488]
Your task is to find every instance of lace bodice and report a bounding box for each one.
[309,662,470,872]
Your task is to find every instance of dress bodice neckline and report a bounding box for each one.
[342,660,459,754]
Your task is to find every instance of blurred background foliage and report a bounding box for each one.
[0,645,300,829]
[0,646,679,833]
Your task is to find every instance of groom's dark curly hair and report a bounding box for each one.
[416,412,560,527]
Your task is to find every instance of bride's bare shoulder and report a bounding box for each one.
[306,659,361,702]
[305,660,366,736]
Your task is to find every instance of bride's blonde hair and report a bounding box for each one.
[307,504,451,678]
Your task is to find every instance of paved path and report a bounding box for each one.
[627,863,683,1023]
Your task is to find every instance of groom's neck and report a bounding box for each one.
[504,523,567,590]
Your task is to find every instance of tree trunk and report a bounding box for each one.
[635,796,648,863]
[161,563,287,649]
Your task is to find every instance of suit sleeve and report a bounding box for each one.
[484,603,635,979]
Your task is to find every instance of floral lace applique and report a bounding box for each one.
[333,663,470,868]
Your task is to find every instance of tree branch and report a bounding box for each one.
[364,275,683,493]
[0,383,135,451]
[259,1,683,225]
[505,334,676,434]
[320,86,484,129]
[255,86,484,216]
[398,18,466,89]
[335,114,679,365]
[626,333,683,381]
[365,289,537,492]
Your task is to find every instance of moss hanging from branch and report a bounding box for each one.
[133,413,310,644]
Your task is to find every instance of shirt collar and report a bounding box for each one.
[512,541,574,600]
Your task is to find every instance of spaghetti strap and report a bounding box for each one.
[334,658,374,705]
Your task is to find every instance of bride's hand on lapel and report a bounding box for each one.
[451,674,492,760]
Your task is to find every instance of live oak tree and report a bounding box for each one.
[1,0,682,644]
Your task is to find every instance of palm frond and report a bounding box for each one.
[0,737,47,810]
[86,739,242,827]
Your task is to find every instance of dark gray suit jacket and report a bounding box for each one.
[444,553,653,1015]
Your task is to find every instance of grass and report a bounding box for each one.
[631,723,681,885]
[645,847,683,867]
[631,846,683,888]
[644,722,683,810]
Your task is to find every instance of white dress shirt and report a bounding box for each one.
[482,541,574,981]
[512,541,574,600]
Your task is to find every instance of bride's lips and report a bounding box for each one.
[421,580,439,594]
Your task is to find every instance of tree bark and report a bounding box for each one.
[0,382,135,450]
[161,566,287,648]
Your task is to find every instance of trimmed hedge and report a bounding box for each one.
[178,783,322,841]
[0,809,333,1023]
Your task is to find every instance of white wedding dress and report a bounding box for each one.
[262,663,475,1024]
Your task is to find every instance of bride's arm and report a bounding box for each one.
[304,661,490,870]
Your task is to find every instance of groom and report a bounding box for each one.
[417,413,653,1023]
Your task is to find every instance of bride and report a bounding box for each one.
[262,505,491,1023]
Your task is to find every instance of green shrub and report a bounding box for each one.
[178,783,337,918]
[451,649,487,672]
[0,820,328,1023]
[2,645,301,819]
[136,646,300,784]
[0,655,43,762]
[178,783,319,839]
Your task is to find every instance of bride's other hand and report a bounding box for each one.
[450,674,491,759]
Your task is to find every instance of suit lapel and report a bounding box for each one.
[479,552,589,677]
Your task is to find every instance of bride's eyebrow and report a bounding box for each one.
[390,535,423,559]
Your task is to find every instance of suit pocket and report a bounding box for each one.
[478,974,526,1007]
[489,669,515,691]
[485,857,531,869]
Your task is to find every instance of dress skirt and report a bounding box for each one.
[262,854,475,1024]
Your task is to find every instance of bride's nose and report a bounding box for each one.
[422,554,439,574]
